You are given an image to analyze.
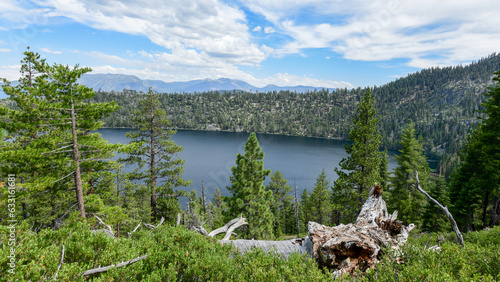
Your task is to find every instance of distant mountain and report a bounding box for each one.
[0,74,334,99]
[77,74,335,93]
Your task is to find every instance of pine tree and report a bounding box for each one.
[310,169,331,225]
[422,176,450,232]
[226,133,273,239]
[332,91,383,223]
[122,89,190,224]
[388,120,430,226]
[266,170,291,238]
[210,187,227,229]
[300,189,312,232]
[0,49,123,226]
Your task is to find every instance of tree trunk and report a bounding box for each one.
[294,180,300,236]
[491,196,500,227]
[71,99,85,218]
[150,127,156,223]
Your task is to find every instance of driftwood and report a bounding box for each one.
[414,171,465,247]
[221,186,414,277]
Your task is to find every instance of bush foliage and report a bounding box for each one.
[2,221,499,281]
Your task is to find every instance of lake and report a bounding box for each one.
[98,129,399,201]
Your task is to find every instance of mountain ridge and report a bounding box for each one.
[77,74,336,93]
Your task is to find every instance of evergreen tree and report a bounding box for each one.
[422,176,450,232]
[208,187,227,230]
[0,49,123,227]
[388,120,430,226]
[449,69,500,229]
[379,149,390,190]
[266,170,291,238]
[122,89,190,224]
[332,91,383,223]
[300,189,312,232]
[310,169,331,225]
[226,133,273,239]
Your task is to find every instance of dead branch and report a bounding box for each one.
[176,213,181,226]
[143,217,165,230]
[82,255,148,277]
[128,221,142,238]
[53,245,65,280]
[94,215,114,235]
[414,170,464,247]
[193,216,248,241]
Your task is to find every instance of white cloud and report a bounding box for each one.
[35,0,268,66]
[0,65,22,81]
[0,48,12,52]
[251,73,353,89]
[242,0,500,68]
[253,26,262,32]
[264,26,275,33]
[39,47,61,54]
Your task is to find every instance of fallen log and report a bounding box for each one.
[221,185,414,277]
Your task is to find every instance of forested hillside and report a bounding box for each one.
[92,54,500,166]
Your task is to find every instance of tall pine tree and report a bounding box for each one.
[122,89,190,224]
[0,49,123,227]
[266,170,291,238]
[332,91,383,223]
[421,176,450,232]
[388,120,430,226]
[226,133,273,239]
[310,169,331,225]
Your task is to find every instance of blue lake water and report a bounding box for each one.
[98,129,399,201]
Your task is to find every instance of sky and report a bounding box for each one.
[0,0,499,90]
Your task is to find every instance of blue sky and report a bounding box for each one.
[1,0,499,90]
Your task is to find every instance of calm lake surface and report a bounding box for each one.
[98,129,398,200]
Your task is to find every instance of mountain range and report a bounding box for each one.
[76,74,335,94]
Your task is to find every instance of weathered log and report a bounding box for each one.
[414,170,464,247]
[222,186,415,277]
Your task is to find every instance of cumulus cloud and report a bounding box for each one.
[0,65,22,81]
[253,26,262,32]
[34,0,267,66]
[242,0,500,68]
[39,47,61,54]
[264,26,275,33]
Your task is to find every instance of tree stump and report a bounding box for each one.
[222,186,414,277]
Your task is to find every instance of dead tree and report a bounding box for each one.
[218,186,415,277]
[414,171,464,247]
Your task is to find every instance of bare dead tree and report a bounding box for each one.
[414,170,464,247]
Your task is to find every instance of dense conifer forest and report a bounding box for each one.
[1,50,499,280]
